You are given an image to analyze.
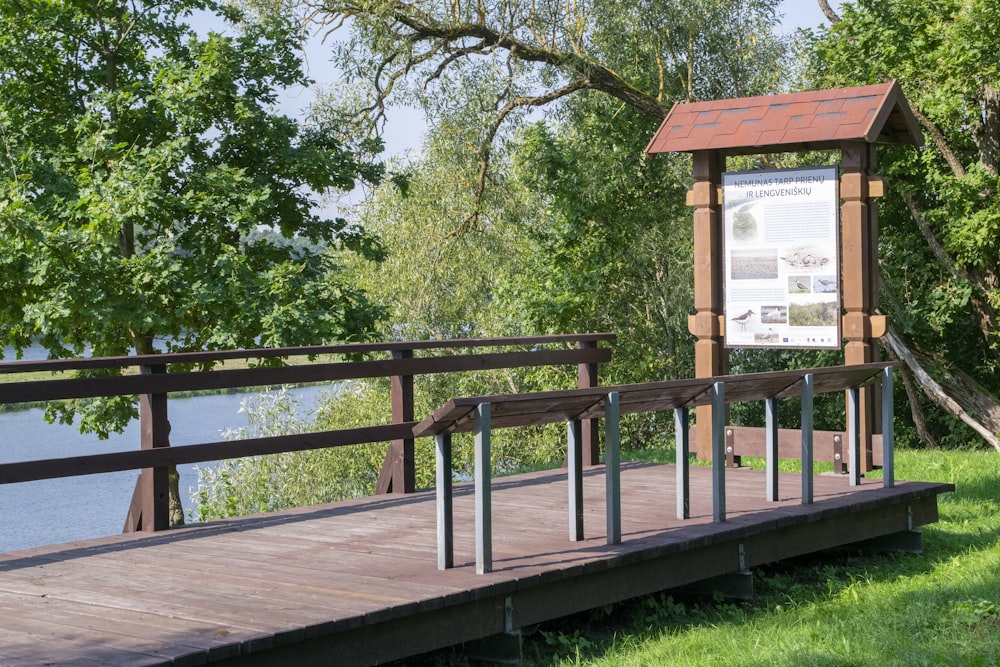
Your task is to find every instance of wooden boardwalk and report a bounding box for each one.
[0,462,950,666]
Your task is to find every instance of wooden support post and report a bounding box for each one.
[436,432,453,570]
[765,397,778,502]
[690,150,727,462]
[475,403,492,574]
[138,364,170,532]
[567,419,584,542]
[380,348,415,494]
[801,374,814,504]
[712,381,726,523]
[841,142,879,472]
[604,392,621,545]
[882,366,895,488]
[578,340,601,466]
[675,407,690,520]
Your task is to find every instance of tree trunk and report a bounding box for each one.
[881,324,1000,454]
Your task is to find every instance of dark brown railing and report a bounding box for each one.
[0,334,614,535]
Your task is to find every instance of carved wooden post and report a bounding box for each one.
[689,150,727,460]
[139,363,170,531]
[841,141,880,471]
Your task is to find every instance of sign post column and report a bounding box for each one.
[841,141,881,471]
[689,150,727,460]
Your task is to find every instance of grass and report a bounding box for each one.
[400,447,1000,666]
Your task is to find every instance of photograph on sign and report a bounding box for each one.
[722,166,840,349]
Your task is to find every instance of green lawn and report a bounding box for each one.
[520,448,999,667]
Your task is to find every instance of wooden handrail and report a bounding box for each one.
[0,423,421,485]
[0,333,617,374]
[0,348,612,404]
[0,334,615,536]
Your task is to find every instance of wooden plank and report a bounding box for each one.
[692,426,885,467]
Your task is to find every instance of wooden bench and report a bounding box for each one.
[414,362,898,574]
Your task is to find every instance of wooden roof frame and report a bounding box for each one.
[645,80,923,155]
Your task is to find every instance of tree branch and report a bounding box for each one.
[816,0,841,24]
[910,105,967,179]
[332,0,668,120]
[449,78,592,236]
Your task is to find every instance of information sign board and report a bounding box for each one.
[722,166,840,349]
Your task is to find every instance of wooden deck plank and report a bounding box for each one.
[0,462,951,667]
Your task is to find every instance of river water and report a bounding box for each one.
[0,352,330,553]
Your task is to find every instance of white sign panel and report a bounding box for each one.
[722,166,840,349]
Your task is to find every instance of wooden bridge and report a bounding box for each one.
[0,339,953,665]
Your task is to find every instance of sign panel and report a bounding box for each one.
[722,166,840,349]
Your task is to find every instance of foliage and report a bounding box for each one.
[193,385,390,520]
[193,367,574,519]
[0,0,386,437]
[802,0,1000,444]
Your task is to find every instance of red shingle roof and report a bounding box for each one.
[645,81,923,155]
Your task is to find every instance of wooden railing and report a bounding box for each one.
[0,334,614,535]
[415,362,896,574]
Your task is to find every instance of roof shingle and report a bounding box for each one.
[645,81,922,155]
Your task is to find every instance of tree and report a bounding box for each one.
[805,0,1000,450]
[0,0,388,522]
[300,0,789,446]
[295,0,787,224]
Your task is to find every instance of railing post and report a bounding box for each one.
[848,385,862,486]
[567,419,584,541]
[765,396,779,502]
[605,392,621,545]
[712,381,726,523]
[882,366,895,488]
[675,407,690,520]
[138,363,170,532]
[475,403,492,574]
[801,373,814,504]
[436,432,453,570]
[378,348,415,494]
[578,340,600,466]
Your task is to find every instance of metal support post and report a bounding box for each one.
[882,366,895,488]
[801,374,814,504]
[675,407,690,520]
[848,385,862,486]
[568,419,584,542]
[475,403,492,574]
[604,392,621,545]
[765,396,779,502]
[712,381,726,522]
[436,432,453,570]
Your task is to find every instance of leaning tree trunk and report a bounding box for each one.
[881,323,1000,454]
